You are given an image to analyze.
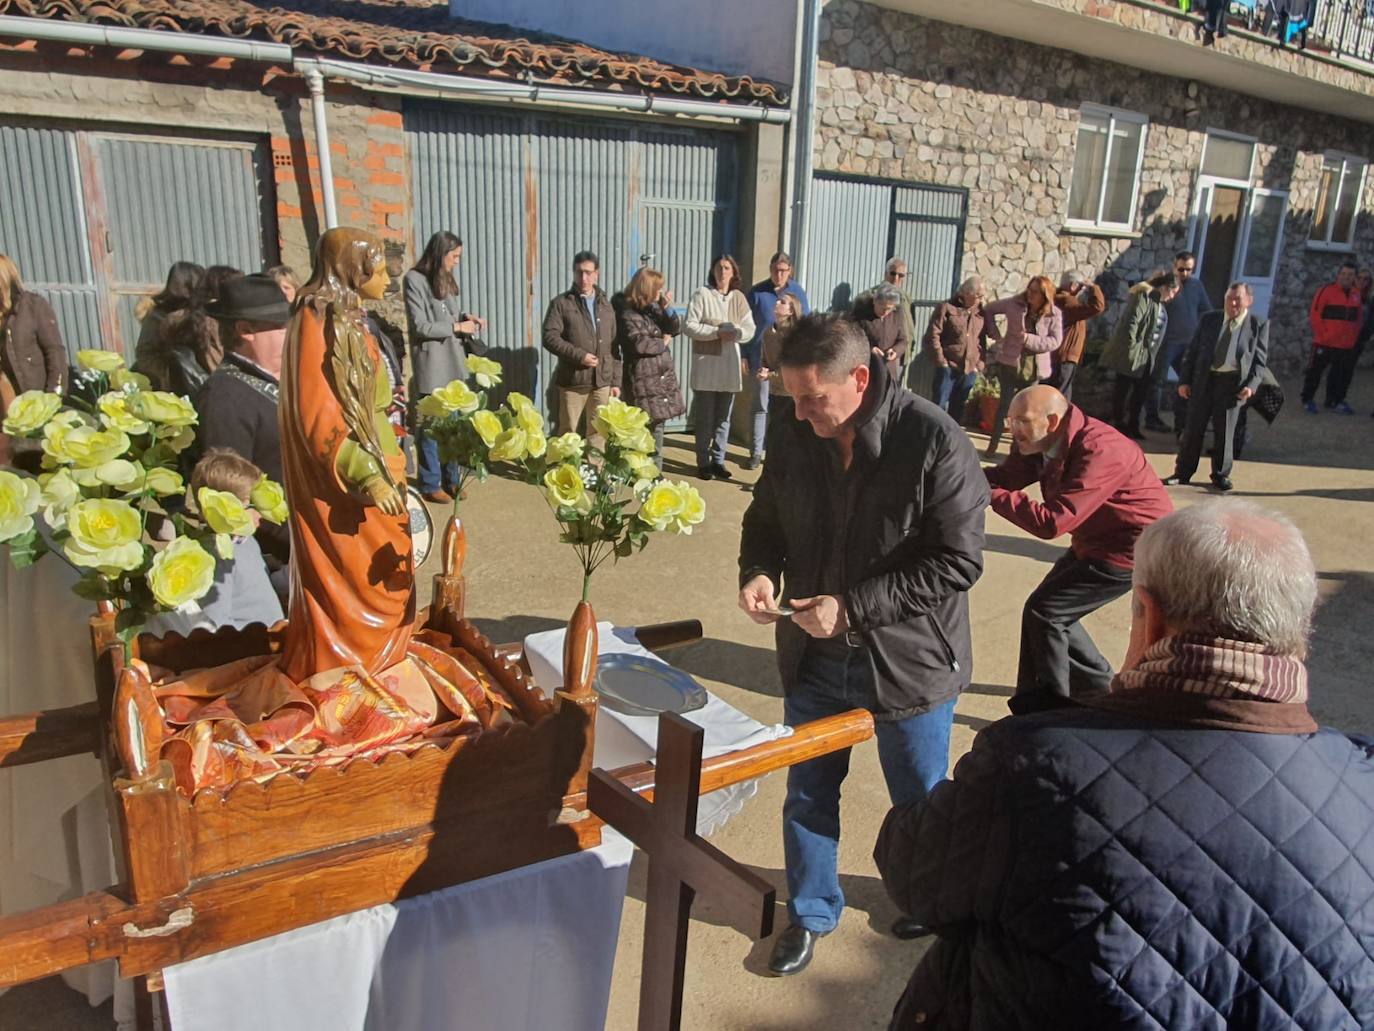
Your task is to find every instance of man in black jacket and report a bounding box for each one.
[738,313,987,976]
[875,500,1374,1029]
[197,274,291,567]
[1163,281,1268,492]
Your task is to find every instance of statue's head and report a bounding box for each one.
[299,228,387,311]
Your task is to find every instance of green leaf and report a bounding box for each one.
[6,529,47,569]
[614,535,633,559]
[71,575,114,601]
[114,605,144,635]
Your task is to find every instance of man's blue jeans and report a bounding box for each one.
[782,644,956,933]
[749,374,770,461]
[930,367,978,426]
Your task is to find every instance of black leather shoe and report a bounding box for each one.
[710,461,734,480]
[768,924,820,976]
[891,916,932,940]
[1161,474,1191,486]
[746,455,762,471]
[1144,419,1169,433]
[1211,475,1234,492]
[697,465,713,481]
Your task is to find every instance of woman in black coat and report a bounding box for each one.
[614,266,684,470]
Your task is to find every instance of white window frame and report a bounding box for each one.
[1309,151,1368,251]
[1065,104,1149,233]
[1200,128,1257,183]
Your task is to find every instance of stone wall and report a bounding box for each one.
[815,0,1374,371]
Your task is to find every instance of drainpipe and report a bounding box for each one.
[0,14,293,62]
[302,56,791,125]
[301,64,338,230]
[789,0,822,281]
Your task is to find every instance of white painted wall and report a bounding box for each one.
[451,0,799,86]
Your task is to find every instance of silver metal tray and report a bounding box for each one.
[593,653,708,717]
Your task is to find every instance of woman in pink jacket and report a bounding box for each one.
[982,275,1063,457]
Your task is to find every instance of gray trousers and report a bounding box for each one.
[694,389,734,467]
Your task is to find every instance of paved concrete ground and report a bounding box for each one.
[3,371,1372,1030]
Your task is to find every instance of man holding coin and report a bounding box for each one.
[738,313,987,976]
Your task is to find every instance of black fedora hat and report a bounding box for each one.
[205,273,291,325]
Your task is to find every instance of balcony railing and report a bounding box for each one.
[1157,1,1374,68]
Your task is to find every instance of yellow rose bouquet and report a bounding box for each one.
[1,350,287,653]
[414,357,509,509]
[497,396,705,600]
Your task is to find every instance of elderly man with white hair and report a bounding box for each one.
[922,276,987,425]
[874,500,1374,1030]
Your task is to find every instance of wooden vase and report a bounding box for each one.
[431,509,467,623]
[562,599,598,700]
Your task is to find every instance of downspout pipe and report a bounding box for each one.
[789,0,822,281]
[301,64,338,230]
[303,56,791,125]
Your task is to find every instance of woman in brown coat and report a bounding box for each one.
[615,266,684,469]
[0,254,66,413]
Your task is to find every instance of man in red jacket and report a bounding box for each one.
[1301,260,1363,414]
[986,385,1172,713]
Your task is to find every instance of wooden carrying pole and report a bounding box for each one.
[0,708,873,990]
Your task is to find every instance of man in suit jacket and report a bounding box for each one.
[1163,282,1267,492]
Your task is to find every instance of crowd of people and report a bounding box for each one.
[3,228,1374,1027]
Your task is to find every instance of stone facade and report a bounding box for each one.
[815,0,1374,371]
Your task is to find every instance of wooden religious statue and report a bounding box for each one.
[279,228,415,681]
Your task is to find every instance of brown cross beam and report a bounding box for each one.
[588,712,776,1031]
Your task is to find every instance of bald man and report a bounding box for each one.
[986,386,1173,713]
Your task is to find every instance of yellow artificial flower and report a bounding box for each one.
[75,349,125,373]
[465,356,503,389]
[37,468,80,530]
[488,426,528,463]
[638,480,686,531]
[142,467,185,498]
[470,409,502,448]
[671,483,706,535]
[63,498,144,572]
[136,391,198,429]
[505,391,535,414]
[514,403,544,436]
[2,390,63,436]
[249,476,288,524]
[418,379,480,418]
[49,425,131,469]
[544,464,592,514]
[84,459,142,490]
[0,470,41,543]
[111,368,151,391]
[525,428,547,459]
[546,432,586,465]
[147,536,217,610]
[198,488,256,537]
[625,451,661,486]
[98,392,152,435]
[623,428,656,455]
[163,426,196,454]
[592,398,650,447]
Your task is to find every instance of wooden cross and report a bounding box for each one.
[588,712,776,1031]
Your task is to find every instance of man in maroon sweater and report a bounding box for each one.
[986,385,1173,713]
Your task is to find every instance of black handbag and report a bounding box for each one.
[1249,380,1284,424]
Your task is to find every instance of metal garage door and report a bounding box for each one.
[806,173,967,390]
[406,102,741,430]
[0,119,272,361]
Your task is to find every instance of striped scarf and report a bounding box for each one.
[1114,634,1308,704]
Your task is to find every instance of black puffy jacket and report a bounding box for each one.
[875,690,1374,1029]
[739,359,987,718]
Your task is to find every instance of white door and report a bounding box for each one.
[1236,188,1289,320]
[1190,174,1250,310]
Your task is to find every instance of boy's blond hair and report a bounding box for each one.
[190,448,262,505]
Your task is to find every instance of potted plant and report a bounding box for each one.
[967,372,1001,433]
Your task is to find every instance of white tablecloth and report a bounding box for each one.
[163,625,785,1031]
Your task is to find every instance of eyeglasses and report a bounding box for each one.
[1176,265,1196,274]
[891,272,908,280]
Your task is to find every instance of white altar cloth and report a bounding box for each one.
[162,625,784,1031]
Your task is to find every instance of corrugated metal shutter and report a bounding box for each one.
[0,121,103,359]
[806,175,890,312]
[806,173,967,394]
[92,135,269,354]
[405,102,740,430]
[0,122,271,363]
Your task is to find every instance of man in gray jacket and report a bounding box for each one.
[541,251,620,449]
[738,313,987,976]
